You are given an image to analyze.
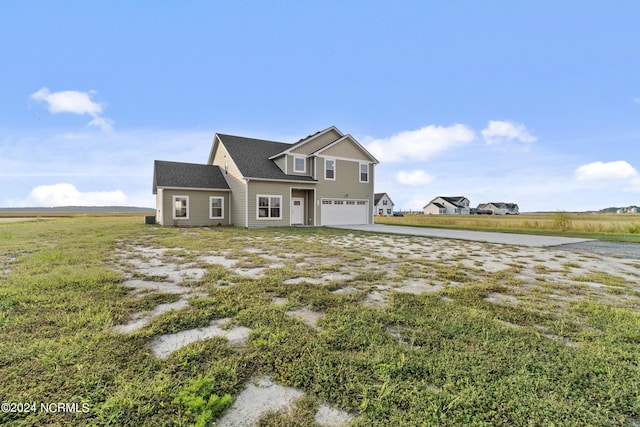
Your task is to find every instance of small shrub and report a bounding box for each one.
[628,223,640,234]
[552,211,572,231]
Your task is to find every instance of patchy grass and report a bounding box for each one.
[377,213,640,243]
[0,217,639,426]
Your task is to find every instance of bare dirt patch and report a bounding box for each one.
[151,318,251,359]
[112,299,190,334]
[286,306,326,330]
[112,243,254,343]
[216,376,353,427]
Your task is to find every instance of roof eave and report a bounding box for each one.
[244,176,317,184]
[156,186,232,192]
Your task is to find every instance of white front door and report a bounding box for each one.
[291,197,304,225]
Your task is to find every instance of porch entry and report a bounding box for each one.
[290,188,315,226]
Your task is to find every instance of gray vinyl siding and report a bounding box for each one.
[274,156,287,173]
[246,181,315,228]
[320,138,372,161]
[159,189,230,226]
[316,157,375,225]
[225,174,248,227]
[290,128,342,155]
[211,140,248,227]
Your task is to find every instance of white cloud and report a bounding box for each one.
[87,116,115,132]
[575,160,640,193]
[365,124,475,162]
[634,97,640,105]
[574,160,639,181]
[396,170,434,186]
[30,87,114,132]
[0,127,217,208]
[22,183,128,207]
[481,120,537,145]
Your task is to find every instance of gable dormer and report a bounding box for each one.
[271,153,314,177]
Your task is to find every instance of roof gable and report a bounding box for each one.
[441,196,469,206]
[153,160,230,194]
[374,193,394,205]
[286,126,344,156]
[312,135,379,163]
[424,196,469,209]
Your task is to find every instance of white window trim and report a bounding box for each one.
[293,156,306,173]
[172,195,189,220]
[324,158,336,181]
[209,196,224,220]
[359,163,369,183]
[256,194,283,220]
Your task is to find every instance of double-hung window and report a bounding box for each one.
[257,195,282,219]
[209,196,224,219]
[173,195,189,219]
[293,156,306,173]
[325,158,335,180]
[359,163,369,183]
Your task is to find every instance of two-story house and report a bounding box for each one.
[374,193,395,216]
[153,126,379,227]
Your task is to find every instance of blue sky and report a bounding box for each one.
[2,1,639,211]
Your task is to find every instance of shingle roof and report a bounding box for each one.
[441,196,468,206]
[153,160,230,194]
[374,192,394,205]
[217,134,317,182]
[423,196,469,209]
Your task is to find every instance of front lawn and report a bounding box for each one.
[1,217,638,426]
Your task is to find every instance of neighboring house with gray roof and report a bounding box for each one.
[423,196,471,215]
[153,126,378,227]
[477,202,519,215]
[374,193,394,216]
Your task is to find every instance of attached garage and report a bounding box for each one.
[321,199,369,226]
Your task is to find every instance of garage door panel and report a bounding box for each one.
[321,199,368,225]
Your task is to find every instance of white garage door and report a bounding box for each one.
[321,199,369,225]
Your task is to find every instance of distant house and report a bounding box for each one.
[477,202,519,215]
[423,196,471,215]
[616,206,639,214]
[153,126,379,227]
[374,193,394,216]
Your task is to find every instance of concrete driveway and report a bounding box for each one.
[332,224,593,247]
